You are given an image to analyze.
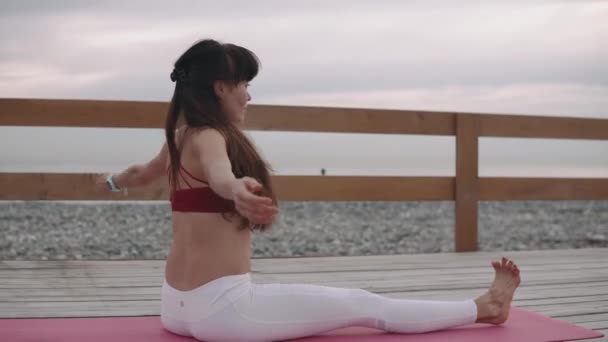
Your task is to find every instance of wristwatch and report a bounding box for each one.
[106,174,122,192]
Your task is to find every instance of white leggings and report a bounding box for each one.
[161,273,477,342]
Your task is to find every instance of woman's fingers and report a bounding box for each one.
[235,198,276,214]
[238,210,275,225]
[243,204,278,220]
[233,178,278,224]
[237,190,273,206]
[234,185,274,210]
[236,201,277,220]
[242,177,264,192]
[235,201,277,224]
[235,178,272,204]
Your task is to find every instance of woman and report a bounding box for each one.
[96,39,521,342]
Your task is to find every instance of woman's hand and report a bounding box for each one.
[95,173,111,193]
[231,177,278,225]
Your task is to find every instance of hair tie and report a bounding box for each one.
[170,67,187,82]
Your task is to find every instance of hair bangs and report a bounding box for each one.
[223,44,260,83]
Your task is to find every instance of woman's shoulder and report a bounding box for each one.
[187,126,228,155]
[189,126,226,140]
[176,125,225,139]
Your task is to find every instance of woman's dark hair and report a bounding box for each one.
[165,39,276,232]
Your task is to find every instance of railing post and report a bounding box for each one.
[455,114,479,252]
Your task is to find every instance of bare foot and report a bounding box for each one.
[474,257,521,324]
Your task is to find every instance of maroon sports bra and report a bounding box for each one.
[169,165,233,213]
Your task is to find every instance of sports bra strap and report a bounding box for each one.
[179,168,194,189]
[166,164,206,190]
[180,165,209,185]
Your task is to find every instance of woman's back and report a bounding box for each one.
[164,128,252,291]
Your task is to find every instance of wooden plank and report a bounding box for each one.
[562,313,608,324]
[2,266,605,287]
[2,278,607,305]
[455,114,479,252]
[0,173,169,201]
[396,285,608,302]
[523,303,608,318]
[0,300,160,318]
[479,114,608,140]
[0,252,580,273]
[2,279,606,295]
[3,173,607,201]
[273,176,454,201]
[1,281,607,306]
[0,98,456,135]
[6,257,604,278]
[578,322,608,330]
[0,261,591,277]
[515,294,608,307]
[4,283,607,304]
[245,105,456,135]
[0,98,167,128]
[2,301,599,319]
[1,272,606,294]
[3,260,605,278]
[4,98,607,139]
[480,178,608,200]
[0,173,454,201]
[2,248,605,270]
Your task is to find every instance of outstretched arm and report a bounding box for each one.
[193,128,238,199]
[193,128,277,224]
[96,142,168,192]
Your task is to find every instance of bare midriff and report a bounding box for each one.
[165,212,252,291]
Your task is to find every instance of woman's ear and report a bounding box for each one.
[213,80,226,98]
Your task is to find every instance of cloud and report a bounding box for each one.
[256,82,608,118]
[0,62,118,96]
[1,0,606,106]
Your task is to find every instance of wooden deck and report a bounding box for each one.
[1,248,606,340]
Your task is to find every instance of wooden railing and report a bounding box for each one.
[1,98,607,252]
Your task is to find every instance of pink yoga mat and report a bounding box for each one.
[0,307,602,342]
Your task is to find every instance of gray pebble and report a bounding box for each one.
[0,200,606,260]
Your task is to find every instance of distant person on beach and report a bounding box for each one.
[96,39,521,342]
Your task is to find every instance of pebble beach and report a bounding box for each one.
[1,200,606,260]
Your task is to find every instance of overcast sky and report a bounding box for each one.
[1,0,607,176]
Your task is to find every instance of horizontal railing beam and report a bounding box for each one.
[3,99,606,139]
[479,114,608,140]
[0,173,455,201]
[3,173,605,201]
[479,177,608,200]
[0,98,167,129]
[0,98,456,135]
